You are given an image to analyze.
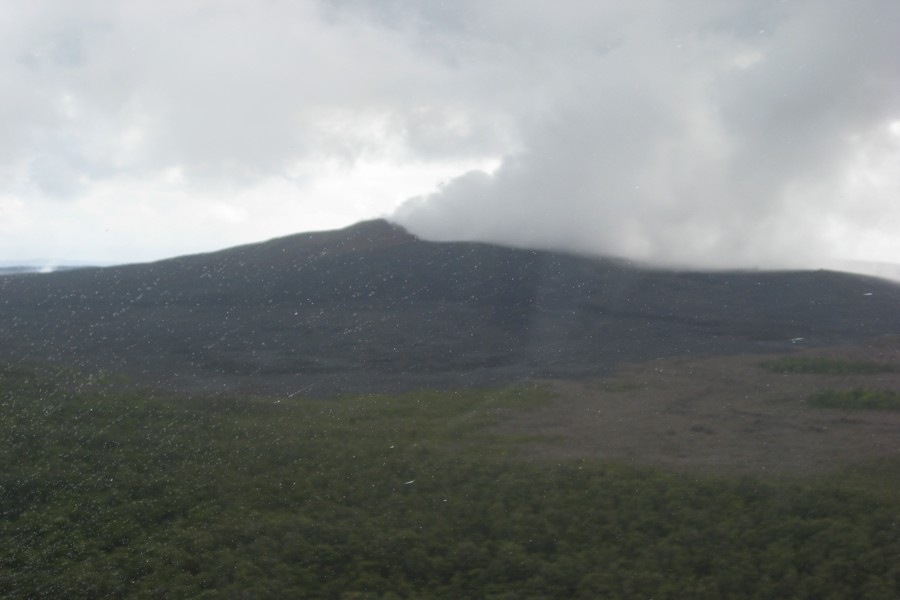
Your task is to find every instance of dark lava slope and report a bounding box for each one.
[2,219,899,396]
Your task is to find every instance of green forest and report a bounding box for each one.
[808,387,900,411]
[759,356,898,375]
[2,364,900,599]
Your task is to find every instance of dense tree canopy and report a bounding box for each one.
[2,365,899,598]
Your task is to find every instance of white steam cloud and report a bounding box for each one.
[392,0,900,269]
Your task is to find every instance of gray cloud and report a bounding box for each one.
[0,0,510,193]
[1,0,898,269]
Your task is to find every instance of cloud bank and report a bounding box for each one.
[1,0,898,269]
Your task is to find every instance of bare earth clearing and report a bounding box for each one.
[495,337,900,476]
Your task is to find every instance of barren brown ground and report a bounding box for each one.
[495,337,900,476]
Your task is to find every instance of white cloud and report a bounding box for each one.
[0,197,31,233]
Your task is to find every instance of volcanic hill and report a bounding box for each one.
[2,219,899,397]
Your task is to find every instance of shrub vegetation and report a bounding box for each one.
[808,388,900,411]
[2,365,900,598]
[759,356,898,375]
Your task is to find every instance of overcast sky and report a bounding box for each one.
[1,0,898,271]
